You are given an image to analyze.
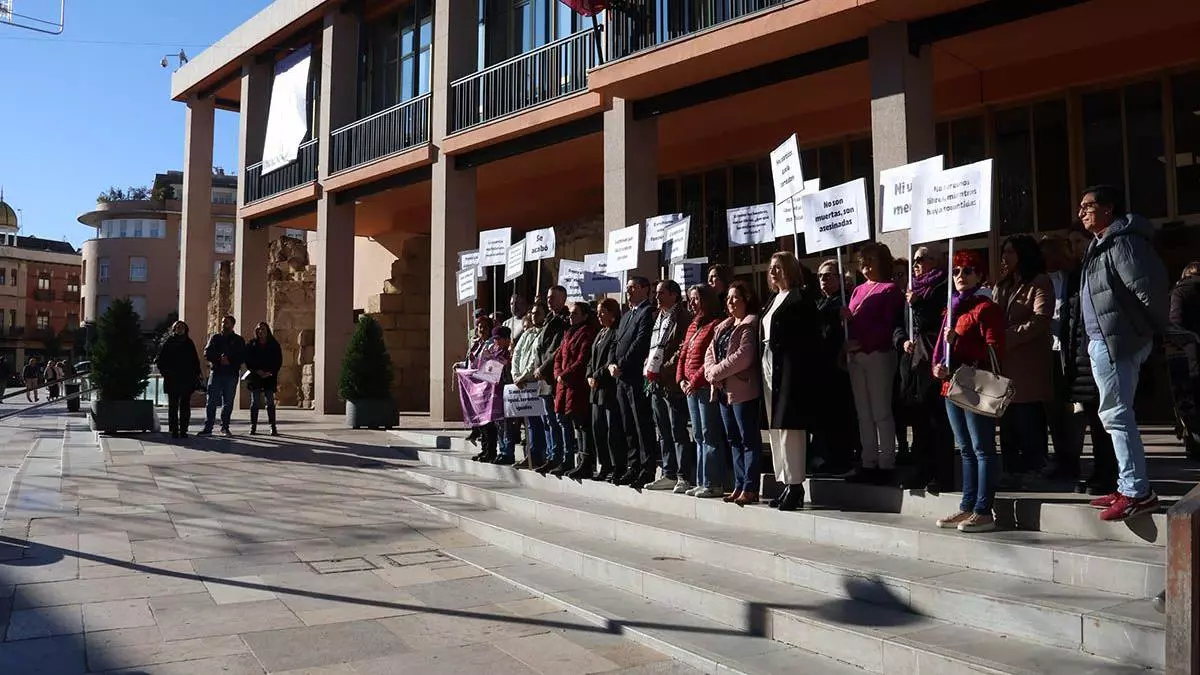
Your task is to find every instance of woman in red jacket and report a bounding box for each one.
[931,250,1007,534]
[551,302,599,477]
[677,284,728,498]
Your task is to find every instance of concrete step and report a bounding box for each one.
[411,493,1157,675]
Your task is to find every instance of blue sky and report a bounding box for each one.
[0,0,273,247]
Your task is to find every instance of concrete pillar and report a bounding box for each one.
[428,0,479,424]
[604,97,659,281]
[179,96,215,353]
[869,22,935,257]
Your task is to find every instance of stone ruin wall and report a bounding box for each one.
[365,235,430,412]
[266,236,316,408]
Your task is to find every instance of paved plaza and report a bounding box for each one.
[0,400,696,674]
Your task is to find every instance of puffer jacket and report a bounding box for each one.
[1063,284,1099,404]
[676,317,718,391]
[1169,275,1200,334]
[1080,214,1168,361]
[554,321,598,418]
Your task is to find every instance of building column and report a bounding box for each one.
[869,22,935,256]
[604,97,659,281]
[428,0,478,424]
[312,6,359,415]
[179,96,215,353]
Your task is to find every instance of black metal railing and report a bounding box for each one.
[450,27,603,133]
[606,0,788,60]
[330,94,431,175]
[244,138,320,204]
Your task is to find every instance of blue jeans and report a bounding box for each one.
[650,390,695,482]
[544,403,576,465]
[1089,339,1153,498]
[687,390,728,489]
[496,419,519,461]
[526,415,549,465]
[205,374,238,430]
[719,394,763,493]
[945,398,998,514]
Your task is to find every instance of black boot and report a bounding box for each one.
[566,456,594,481]
[769,486,789,508]
[249,407,259,435]
[267,406,278,436]
[778,484,805,511]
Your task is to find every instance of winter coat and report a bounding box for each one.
[1169,275,1200,334]
[533,308,570,384]
[1063,286,1100,404]
[677,317,718,392]
[933,292,1006,398]
[244,337,284,393]
[1080,214,1169,361]
[155,334,201,395]
[759,290,822,429]
[703,314,761,405]
[910,272,949,342]
[611,300,655,385]
[647,303,691,395]
[554,321,597,418]
[588,323,620,407]
[204,330,246,378]
[992,273,1054,403]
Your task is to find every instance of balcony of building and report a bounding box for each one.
[243,138,320,205]
[329,94,432,175]
[32,289,54,302]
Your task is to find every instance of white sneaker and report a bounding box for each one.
[673,479,692,494]
[644,477,676,490]
[694,487,725,499]
[684,486,701,496]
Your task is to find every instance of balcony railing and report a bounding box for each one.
[330,94,432,175]
[606,0,788,60]
[244,139,319,204]
[450,27,603,133]
[33,289,54,302]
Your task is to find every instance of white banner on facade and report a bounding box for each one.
[557,259,586,302]
[770,134,805,202]
[606,224,640,272]
[879,156,945,233]
[726,203,775,247]
[458,249,487,279]
[456,267,477,306]
[801,178,871,254]
[478,227,512,267]
[261,45,313,175]
[581,253,624,296]
[662,216,691,262]
[503,383,547,418]
[504,240,526,283]
[671,257,709,289]
[524,227,556,261]
[773,178,821,239]
[644,213,684,252]
[910,159,994,245]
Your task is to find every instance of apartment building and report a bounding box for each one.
[170,0,1200,420]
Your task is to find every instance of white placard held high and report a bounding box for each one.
[606,224,640,273]
[459,249,487,279]
[503,383,547,418]
[879,156,944,233]
[773,178,821,239]
[524,227,556,261]
[910,159,994,245]
[671,257,709,289]
[662,216,691,262]
[726,203,775,247]
[456,267,477,306]
[800,178,871,254]
[557,259,586,302]
[478,227,512,267]
[770,134,805,202]
[580,253,624,296]
[504,240,526,283]
[644,213,684,252]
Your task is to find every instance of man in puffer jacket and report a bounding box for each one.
[1077,185,1168,521]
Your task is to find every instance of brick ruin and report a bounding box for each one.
[365,235,431,411]
[266,236,316,407]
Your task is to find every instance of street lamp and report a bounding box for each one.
[160,50,189,70]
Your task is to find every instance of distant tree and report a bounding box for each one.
[126,186,150,200]
[96,187,126,203]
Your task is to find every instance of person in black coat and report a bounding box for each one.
[609,276,657,487]
[1169,262,1200,333]
[1062,275,1117,496]
[583,298,626,482]
[155,320,201,438]
[812,260,859,476]
[526,286,572,474]
[244,321,284,436]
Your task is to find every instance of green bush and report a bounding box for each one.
[91,298,150,401]
[338,315,394,401]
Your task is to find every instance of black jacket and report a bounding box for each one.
[204,330,246,378]
[156,334,201,395]
[1170,275,1200,334]
[244,337,284,393]
[588,323,620,407]
[1063,279,1099,405]
[532,307,570,383]
[761,289,821,429]
[814,293,846,369]
[612,300,655,385]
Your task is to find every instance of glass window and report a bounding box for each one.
[1033,100,1072,230]
[133,220,143,238]
[129,257,148,283]
[703,169,727,262]
[97,295,112,316]
[37,272,50,290]
[950,116,986,167]
[99,258,110,283]
[214,223,235,254]
[994,107,1034,235]
[657,179,678,215]
[848,138,874,223]
[149,220,161,238]
[67,275,80,293]
[129,296,147,320]
[1124,81,1167,218]
[9,268,15,286]
[817,143,846,186]
[0,270,5,286]
[1173,70,1200,216]
[66,313,78,330]
[730,162,758,267]
[118,220,128,237]
[1082,90,1125,193]
[36,312,49,330]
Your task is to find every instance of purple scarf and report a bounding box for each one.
[932,286,981,366]
[911,266,947,299]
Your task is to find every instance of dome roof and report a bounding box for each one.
[0,199,16,230]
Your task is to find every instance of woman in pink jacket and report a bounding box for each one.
[704,281,763,506]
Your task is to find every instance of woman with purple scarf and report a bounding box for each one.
[458,326,513,463]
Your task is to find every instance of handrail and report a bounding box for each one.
[0,384,98,422]
[2,373,87,401]
[329,95,432,174]
[335,93,431,134]
[450,29,598,87]
[245,138,319,175]
[1165,482,1200,674]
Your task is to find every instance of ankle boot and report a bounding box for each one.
[778,484,804,511]
[267,406,278,436]
[249,408,259,435]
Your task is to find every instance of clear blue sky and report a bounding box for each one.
[0,0,273,248]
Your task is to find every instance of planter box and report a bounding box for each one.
[345,399,398,430]
[90,400,156,434]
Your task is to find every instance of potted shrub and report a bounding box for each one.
[339,315,397,429]
[89,298,155,433]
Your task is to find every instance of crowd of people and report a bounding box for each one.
[457,185,1178,533]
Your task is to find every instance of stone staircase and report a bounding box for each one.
[390,431,1165,674]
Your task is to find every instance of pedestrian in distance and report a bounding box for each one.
[156,320,201,438]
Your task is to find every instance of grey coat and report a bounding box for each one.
[1079,214,1168,362]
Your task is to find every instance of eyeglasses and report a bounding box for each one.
[952,266,977,277]
[1078,201,1099,214]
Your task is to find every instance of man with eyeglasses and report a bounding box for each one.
[1077,185,1168,521]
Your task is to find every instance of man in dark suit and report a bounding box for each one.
[531,285,572,473]
[609,276,657,486]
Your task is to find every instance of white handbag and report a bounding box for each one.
[945,345,1015,419]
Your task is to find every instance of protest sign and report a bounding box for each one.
[606,224,640,272]
[773,178,821,239]
[770,134,805,202]
[671,257,709,289]
[644,213,684,251]
[726,203,775,246]
[879,156,944,233]
[662,216,691,262]
[458,249,487,279]
[557,259,586,302]
[800,178,871,254]
[503,383,547,418]
[504,240,526,283]
[524,227,556,261]
[581,253,623,297]
[910,159,993,244]
[478,227,512,267]
[456,267,477,306]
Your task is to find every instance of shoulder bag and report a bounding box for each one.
[945,344,1015,419]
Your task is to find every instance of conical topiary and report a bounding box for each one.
[91,297,150,401]
[338,314,394,401]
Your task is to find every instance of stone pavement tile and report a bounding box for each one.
[190,552,301,578]
[131,535,241,562]
[494,631,621,674]
[203,576,278,605]
[235,539,337,557]
[369,565,444,588]
[164,500,253,520]
[98,653,266,675]
[274,665,357,675]
[150,595,301,641]
[13,572,206,609]
[83,626,164,651]
[86,634,250,672]
[5,603,83,640]
[172,518,226,539]
[0,553,79,585]
[78,558,195,581]
[241,619,410,672]
[431,563,490,581]
[403,574,535,611]
[82,599,156,632]
[610,662,703,674]
[260,570,425,626]
[377,603,553,650]
[0,634,86,675]
[494,597,562,618]
[78,531,132,557]
[350,642,537,675]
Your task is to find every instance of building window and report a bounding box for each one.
[9,268,15,286]
[214,223,235,254]
[98,258,110,284]
[96,295,112,316]
[82,260,86,283]
[149,220,161,238]
[66,275,80,293]
[37,271,50,291]
[129,295,147,319]
[285,228,306,241]
[36,312,49,330]
[129,257,147,283]
[66,313,79,330]
[118,220,128,238]
[1173,70,1200,216]
[0,269,6,286]
[133,220,144,238]
[363,0,434,115]
[99,219,166,239]
[211,189,236,205]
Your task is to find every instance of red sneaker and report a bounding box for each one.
[1099,493,1160,522]
[1089,492,1119,509]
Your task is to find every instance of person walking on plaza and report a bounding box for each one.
[555,302,598,478]
[586,299,627,481]
[200,314,246,436]
[643,280,695,492]
[610,277,657,487]
[530,286,572,474]
[1078,185,1169,521]
[932,250,1006,533]
[245,321,283,436]
[156,320,201,438]
[678,284,727,498]
[22,356,39,402]
[705,281,763,506]
[44,359,60,400]
[510,305,548,467]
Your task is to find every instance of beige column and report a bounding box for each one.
[604,97,659,282]
[179,96,215,353]
[869,22,935,256]
[428,0,478,423]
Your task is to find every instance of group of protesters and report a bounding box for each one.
[455,185,1173,533]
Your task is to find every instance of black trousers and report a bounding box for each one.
[592,401,627,475]
[616,379,656,477]
[167,391,191,434]
[1077,401,1117,489]
[911,386,955,486]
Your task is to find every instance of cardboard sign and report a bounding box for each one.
[671,257,709,289]
[503,383,547,418]
[800,178,871,254]
[773,178,822,239]
[478,227,512,267]
[557,259,586,302]
[879,156,944,233]
[581,253,623,297]
[726,203,775,247]
[504,240,526,283]
[472,359,505,384]
[910,159,994,245]
[606,224,640,273]
[458,249,487,279]
[662,216,691,262]
[524,227,556,261]
[644,213,684,252]
[456,267,477,306]
[770,134,805,202]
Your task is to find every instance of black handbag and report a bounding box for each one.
[899,334,933,406]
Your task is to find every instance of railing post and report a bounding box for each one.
[1167,484,1200,674]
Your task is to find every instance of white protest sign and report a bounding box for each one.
[503,383,547,418]
[557,259,586,302]
[879,155,944,233]
[770,134,805,202]
[910,158,994,245]
[459,249,487,279]
[644,213,684,252]
[800,178,871,254]
[581,253,623,297]
[726,203,775,247]
[773,178,821,238]
[606,224,640,273]
[662,216,691,262]
[456,267,477,306]
[504,240,526,283]
[478,227,512,267]
[524,227,556,261]
[671,257,709,289]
